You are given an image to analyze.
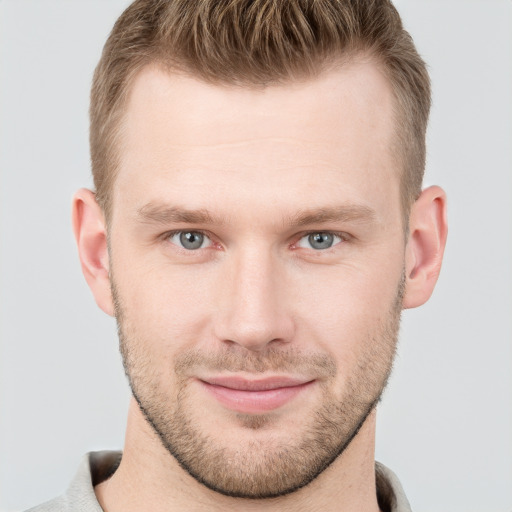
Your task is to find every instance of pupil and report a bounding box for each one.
[309,233,333,250]
[180,232,203,249]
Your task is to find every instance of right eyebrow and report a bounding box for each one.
[136,203,221,225]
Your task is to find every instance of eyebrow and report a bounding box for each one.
[289,205,377,227]
[137,203,220,225]
[136,202,376,228]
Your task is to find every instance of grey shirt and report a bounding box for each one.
[25,451,412,512]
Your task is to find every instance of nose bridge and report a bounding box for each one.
[214,242,293,351]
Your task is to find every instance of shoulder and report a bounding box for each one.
[375,461,413,512]
[24,451,121,512]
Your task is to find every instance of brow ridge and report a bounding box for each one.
[289,205,377,227]
[137,202,376,228]
[137,203,218,225]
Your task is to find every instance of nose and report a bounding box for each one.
[213,245,295,352]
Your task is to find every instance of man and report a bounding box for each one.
[28,1,447,511]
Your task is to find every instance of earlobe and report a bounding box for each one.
[403,185,448,309]
[72,188,114,316]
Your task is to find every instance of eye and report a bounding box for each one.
[169,231,212,250]
[297,232,344,250]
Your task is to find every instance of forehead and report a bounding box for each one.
[114,60,399,222]
[121,58,395,148]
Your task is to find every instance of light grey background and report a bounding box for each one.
[1,1,511,511]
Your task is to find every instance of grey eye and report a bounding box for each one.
[297,232,343,250]
[308,233,334,250]
[170,231,209,250]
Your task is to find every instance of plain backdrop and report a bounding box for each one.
[1,1,511,511]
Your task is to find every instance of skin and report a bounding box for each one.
[73,59,447,512]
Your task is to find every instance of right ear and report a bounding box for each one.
[72,188,114,316]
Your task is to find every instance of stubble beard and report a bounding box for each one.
[113,274,404,499]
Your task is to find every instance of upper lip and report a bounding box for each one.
[200,376,314,391]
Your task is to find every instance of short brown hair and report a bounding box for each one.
[90,0,430,222]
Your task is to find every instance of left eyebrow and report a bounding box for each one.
[288,205,377,227]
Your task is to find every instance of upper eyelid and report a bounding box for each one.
[293,230,353,249]
[163,228,212,239]
[295,230,351,241]
[163,229,215,249]
[160,229,351,247]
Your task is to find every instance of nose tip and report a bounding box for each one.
[221,319,288,353]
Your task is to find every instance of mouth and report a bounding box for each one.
[197,375,315,414]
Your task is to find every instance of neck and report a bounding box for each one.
[95,398,381,512]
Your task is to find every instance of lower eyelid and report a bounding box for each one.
[165,230,213,249]
[295,232,347,249]
[162,230,350,251]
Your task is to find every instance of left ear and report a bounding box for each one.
[403,185,448,309]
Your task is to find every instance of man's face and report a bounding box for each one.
[109,61,406,498]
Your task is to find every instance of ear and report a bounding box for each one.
[403,185,448,309]
[72,188,114,316]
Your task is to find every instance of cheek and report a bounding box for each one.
[295,260,403,320]
[290,262,403,366]
[113,260,214,359]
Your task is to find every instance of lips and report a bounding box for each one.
[198,376,314,414]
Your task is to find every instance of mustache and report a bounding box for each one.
[173,347,337,378]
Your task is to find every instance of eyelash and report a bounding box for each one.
[163,229,216,250]
[292,231,351,251]
[162,229,351,251]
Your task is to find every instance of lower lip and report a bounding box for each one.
[200,381,313,414]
